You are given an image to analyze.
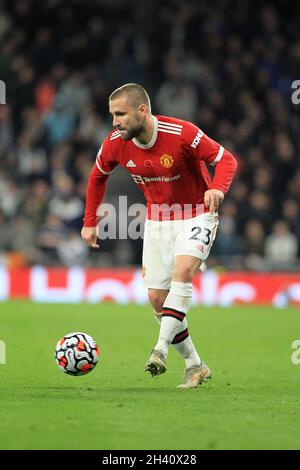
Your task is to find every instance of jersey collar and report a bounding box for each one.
[132,116,158,149]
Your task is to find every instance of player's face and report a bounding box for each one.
[109,96,146,140]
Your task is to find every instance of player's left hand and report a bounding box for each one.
[204,189,224,213]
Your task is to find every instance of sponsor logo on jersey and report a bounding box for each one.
[132,174,145,185]
[131,174,181,185]
[191,129,204,149]
[160,154,174,168]
[126,160,136,167]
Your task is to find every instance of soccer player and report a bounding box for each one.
[81,83,238,389]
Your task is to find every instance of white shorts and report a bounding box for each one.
[142,212,219,290]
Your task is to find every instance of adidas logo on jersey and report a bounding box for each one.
[126,160,136,167]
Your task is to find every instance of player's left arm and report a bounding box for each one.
[184,124,238,212]
[204,141,237,212]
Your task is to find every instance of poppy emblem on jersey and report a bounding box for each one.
[144,159,153,167]
[160,154,174,168]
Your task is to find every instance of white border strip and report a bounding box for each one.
[211,146,224,166]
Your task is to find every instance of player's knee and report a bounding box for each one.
[172,264,197,283]
[148,290,167,313]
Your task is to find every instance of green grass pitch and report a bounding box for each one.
[0,300,299,450]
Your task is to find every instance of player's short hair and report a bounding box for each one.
[109,83,151,112]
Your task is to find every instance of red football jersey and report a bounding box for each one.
[83,115,237,224]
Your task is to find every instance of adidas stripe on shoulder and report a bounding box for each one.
[95,143,113,174]
[157,120,183,136]
[110,130,121,141]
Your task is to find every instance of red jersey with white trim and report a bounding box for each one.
[83,115,237,225]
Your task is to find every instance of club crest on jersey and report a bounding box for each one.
[160,154,174,168]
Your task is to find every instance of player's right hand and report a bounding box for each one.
[81,227,100,249]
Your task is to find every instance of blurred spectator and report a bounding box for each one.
[0,0,299,270]
[242,220,266,271]
[21,179,49,228]
[265,220,298,270]
[212,201,242,267]
[56,230,89,266]
[0,105,14,155]
[247,191,274,230]
[48,172,84,230]
[0,177,22,218]
[156,78,198,121]
[43,96,76,146]
[35,79,56,114]
[16,131,48,180]
[287,169,300,201]
[5,214,38,265]
[0,209,9,250]
[58,72,91,114]
[281,199,300,237]
[36,213,67,265]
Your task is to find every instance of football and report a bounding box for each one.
[55,332,100,376]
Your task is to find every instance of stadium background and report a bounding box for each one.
[1,0,300,306]
[0,0,300,452]
[1,0,300,271]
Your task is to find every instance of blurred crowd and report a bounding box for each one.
[0,0,299,270]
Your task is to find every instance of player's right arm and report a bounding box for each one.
[81,138,118,249]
